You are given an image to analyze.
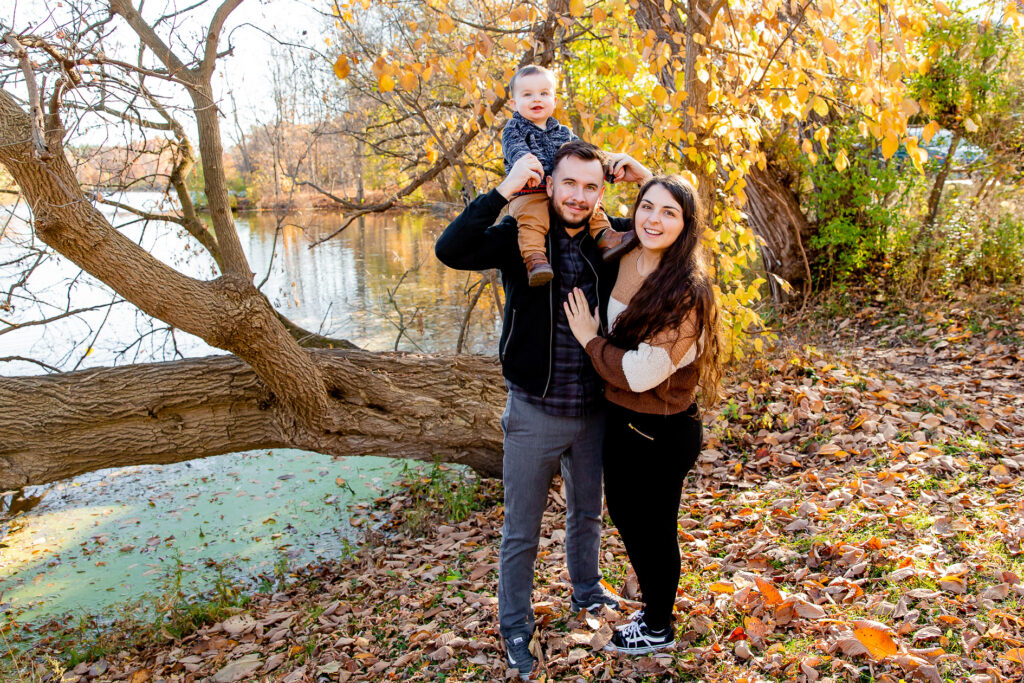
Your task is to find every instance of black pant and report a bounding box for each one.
[603,402,703,632]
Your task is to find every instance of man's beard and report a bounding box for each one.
[552,201,596,229]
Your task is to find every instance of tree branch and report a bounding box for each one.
[3,33,52,159]
[200,0,245,80]
[108,0,192,80]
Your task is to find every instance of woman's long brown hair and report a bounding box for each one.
[607,175,723,409]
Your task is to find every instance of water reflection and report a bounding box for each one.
[242,209,500,354]
[0,196,501,376]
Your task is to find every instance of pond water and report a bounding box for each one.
[0,194,501,630]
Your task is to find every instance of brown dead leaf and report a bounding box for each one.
[744,616,771,648]
[775,599,796,625]
[533,601,557,616]
[981,583,1010,600]
[590,624,613,650]
[800,657,820,682]
[937,574,966,594]
[130,670,151,683]
[794,599,826,619]
[912,626,942,641]
[834,634,869,658]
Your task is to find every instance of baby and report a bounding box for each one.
[502,65,637,286]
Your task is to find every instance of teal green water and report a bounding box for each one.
[0,450,407,627]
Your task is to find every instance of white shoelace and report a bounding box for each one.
[618,618,646,643]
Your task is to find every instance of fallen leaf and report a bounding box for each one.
[852,620,900,660]
[754,575,783,605]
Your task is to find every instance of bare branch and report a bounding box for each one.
[200,0,245,79]
[3,33,52,159]
[0,356,62,373]
[108,0,192,80]
[0,301,120,337]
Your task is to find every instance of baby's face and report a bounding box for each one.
[512,72,557,126]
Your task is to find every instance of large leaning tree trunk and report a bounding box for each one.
[0,351,505,489]
[0,3,506,490]
[744,161,814,302]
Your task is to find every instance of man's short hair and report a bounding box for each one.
[552,140,609,177]
[509,64,557,96]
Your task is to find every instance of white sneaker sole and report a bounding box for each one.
[572,603,619,612]
[602,639,676,654]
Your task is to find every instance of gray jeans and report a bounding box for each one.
[498,392,606,637]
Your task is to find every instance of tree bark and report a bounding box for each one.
[0,350,506,490]
[923,132,961,230]
[633,0,718,221]
[917,132,962,286]
[744,162,814,301]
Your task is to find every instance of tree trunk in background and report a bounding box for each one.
[0,350,505,490]
[745,163,814,301]
[923,132,962,230]
[632,0,718,220]
[917,132,962,285]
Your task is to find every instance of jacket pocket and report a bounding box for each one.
[500,308,517,362]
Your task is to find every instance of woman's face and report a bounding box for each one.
[634,184,686,255]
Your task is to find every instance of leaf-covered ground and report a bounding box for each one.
[7,291,1024,682]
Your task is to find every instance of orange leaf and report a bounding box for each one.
[709,581,736,595]
[881,133,899,160]
[727,626,747,642]
[399,71,418,90]
[852,620,899,661]
[744,615,771,646]
[862,536,889,551]
[755,576,783,606]
[1003,648,1024,663]
[332,55,350,80]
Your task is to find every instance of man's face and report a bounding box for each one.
[545,156,606,228]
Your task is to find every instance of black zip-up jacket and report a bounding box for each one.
[434,189,631,397]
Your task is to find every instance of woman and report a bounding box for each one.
[564,175,722,654]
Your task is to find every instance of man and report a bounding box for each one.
[435,141,652,678]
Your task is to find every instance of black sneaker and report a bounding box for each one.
[603,612,675,654]
[503,631,535,679]
[570,583,623,613]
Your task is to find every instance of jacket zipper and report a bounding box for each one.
[542,229,554,397]
[500,309,517,362]
[578,240,604,335]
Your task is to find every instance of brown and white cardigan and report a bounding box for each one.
[584,248,702,415]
